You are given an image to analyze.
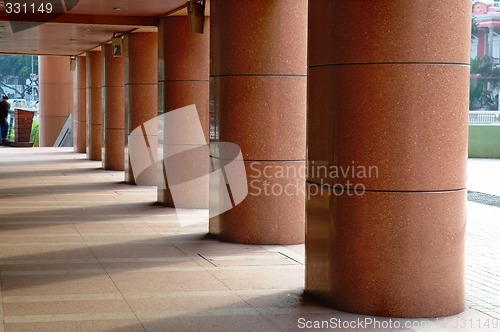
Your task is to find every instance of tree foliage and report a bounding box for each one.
[470,56,500,110]
[472,18,479,40]
[0,55,38,99]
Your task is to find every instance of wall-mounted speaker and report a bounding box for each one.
[111,37,123,57]
[70,57,76,71]
[188,1,205,34]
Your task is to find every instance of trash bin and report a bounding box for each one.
[11,109,34,147]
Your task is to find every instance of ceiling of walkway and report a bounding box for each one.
[0,0,204,56]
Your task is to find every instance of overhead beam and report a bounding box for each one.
[0,12,158,27]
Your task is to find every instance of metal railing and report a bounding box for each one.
[469,111,500,124]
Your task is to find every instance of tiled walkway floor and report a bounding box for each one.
[465,159,500,321]
[0,148,498,331]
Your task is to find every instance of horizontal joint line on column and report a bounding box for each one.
[210,74,307,78]
[361,188,466,193]
[309,62,470,68]
[161,79,209,83]
[124,83,158,86]
[210,158,305,162]
[39,82,72,85]
[102,85,125,88]
[305,182,466,193]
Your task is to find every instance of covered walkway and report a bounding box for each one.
[0,147,497,331]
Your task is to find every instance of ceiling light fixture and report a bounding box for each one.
[113,7,126,11]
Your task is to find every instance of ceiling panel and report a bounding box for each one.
[0,0,203,56]
[69,0,187,16]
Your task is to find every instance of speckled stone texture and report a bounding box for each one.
[102,44,125,171]
[305,0,470,318]
[209,0,308,245]
[38,56,73,147]
[86,51,102,161]
[306,185,466,318]
[212,75,306,161]
[307,64,469,190]
[73,56,86,153]
[212,161,306,244]
[124,33,158,185]
[157,17,210,208]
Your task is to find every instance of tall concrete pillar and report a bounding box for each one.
[73,56,86,153]
[306,1,470,318]
[102,44,125,170]
[124,32,158,185]
[209,0,307,244]
[39,56,73,147]
[86,50,102,161]
[157,16,209,207]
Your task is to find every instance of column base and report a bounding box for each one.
[209,160,305,245]
[305,184,466,318]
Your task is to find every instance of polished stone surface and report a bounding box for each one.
[103,129,125,171]
[305,184,466,318]
[158,16,209,82]
[307,64,469,191]
[73,121,86,154]
[159,81,209,138]
[88,124,103,162]
[158,143,209,209]
[212,75,306,161]
[157,17,210,208]
[73,56,87,153]
[86,51,103,161]
[124,33,158,85]
[211,0,307,76]
[209,0,307,245]
[124,32,158,185]
[211,161,306,245]
[38,56,73,147]
[306,0,470,318]
[102,44,125,171]
[308,0,471,66]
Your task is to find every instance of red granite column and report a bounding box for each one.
[39,56,73,146]
[102,44,125,170]
[306,1,470,317]
[73,56,86,153]
[86,50,102,161]
[157,16,209,207]
[209,0,307,244]
[124,33,158,185]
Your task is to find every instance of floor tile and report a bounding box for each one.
[0,148,498,331]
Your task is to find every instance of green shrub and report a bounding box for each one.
[8,125,14,141]
[30,119,39,147]
[6,118,39,146]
